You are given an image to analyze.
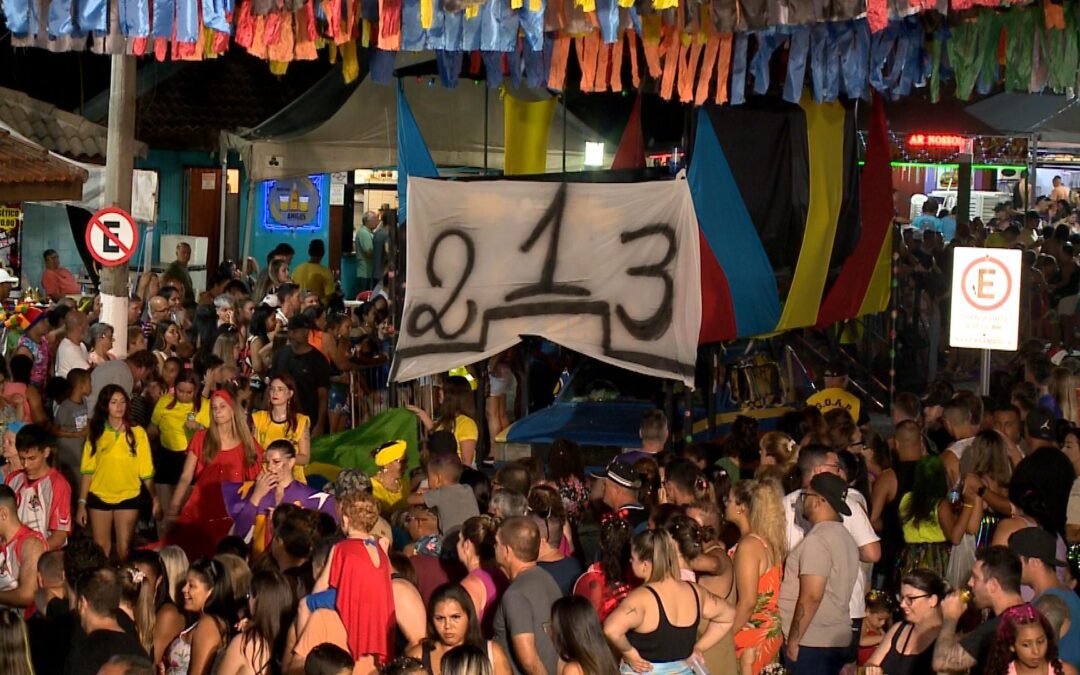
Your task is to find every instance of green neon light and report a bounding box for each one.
[857,161,1028,171]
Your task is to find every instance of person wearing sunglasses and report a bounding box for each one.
[861,569,946,675]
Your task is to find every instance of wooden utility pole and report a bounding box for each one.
[101,54,137,358]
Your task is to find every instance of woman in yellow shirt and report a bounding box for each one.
[406,375,478,467]
[251,374,311,482]
[77,384,159,560]
[148,370,210,536]
[371,440,408,514]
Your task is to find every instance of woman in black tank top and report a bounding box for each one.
[603,530,736,674]
[405,584,510,675]
[863,570,946,675]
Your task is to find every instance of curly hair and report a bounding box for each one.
[732,478,786,564]
[598,516,632,591]
[984,603,1066,675]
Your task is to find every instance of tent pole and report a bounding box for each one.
[1029,133,1038,210]
[241,180,255,279]
[484,86,489,174]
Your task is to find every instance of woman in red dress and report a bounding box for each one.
[165,389,263,559]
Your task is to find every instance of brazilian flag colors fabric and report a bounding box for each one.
[691,94,891,344]
[308,408,421,482]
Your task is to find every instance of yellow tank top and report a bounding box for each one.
[900,493,947,543]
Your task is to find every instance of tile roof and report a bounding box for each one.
[0,129,89,196]
[0,86,148,162]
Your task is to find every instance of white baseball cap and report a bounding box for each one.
[0,268,19,286]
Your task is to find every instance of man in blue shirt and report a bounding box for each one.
[1010,527,1080,671]
[912,198,941,234]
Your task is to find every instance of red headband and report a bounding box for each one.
[211,388,235,408]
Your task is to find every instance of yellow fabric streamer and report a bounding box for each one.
[642,14,662,43]
[529,0,540,11]
[270,60,289,74]
[361,19,371,47]
[342,41,360,83]
[653,0,678,10]
[511,0,522,8]
[617,0,634,7]
[466,5,479,18]
[421,0,434,28]
[773,94,847,332]
[504,92,557,175]
[858,232,893,316]
[575,0,595,11]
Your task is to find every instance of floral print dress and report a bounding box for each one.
[730,534,784,674]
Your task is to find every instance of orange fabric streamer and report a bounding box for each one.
[595,40,610,92]
[715,32,732,104]
[641,15,663,77]
[695,32,720,105]
[659,29,681,100]
[580,32,601,92]
[1045,0,1065,30]
[678,40,702,103]
[610,31,625,92]
[268,12,295,61]
[627,29,640,87]
[548,34,572,90]
[248,15,268,59]
[378,0,402,49]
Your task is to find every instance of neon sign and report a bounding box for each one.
[907,133,968,150]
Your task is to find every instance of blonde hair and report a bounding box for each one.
[759,431,798,472]
[204,394,259,468]
[158,545,189,604]
[632,530,682,583]
[732,479,787,564]
[120,565,156,655]
[340,491,381,533]
[215,553,251,600]
[1051,367,1078,424]
[961,429,1013,487]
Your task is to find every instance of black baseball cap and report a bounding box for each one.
[1025,405,1057,441]
[808,473,852,517]
[1009,527,1066,567]
[591,460,641,490]
[823,361,848,378]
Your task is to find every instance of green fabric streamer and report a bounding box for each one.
[930,35,942,103]
[310,408,421,475]
[1003,6,1036,92]
[947,19,981,100]
[1046,1,1079,94]
[975,10,1002,94]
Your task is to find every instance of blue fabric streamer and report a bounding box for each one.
[424,6,447,50]
[688,109,781,337]
[361,0,378,22]
[842,20,869,99]
[436,49,463,87]
[396,85,439,223]
[519,0,544,51]
[480,0,517,52]
[401,0,426,51]
[730,32,749,105]
[122,0,151,36]
[441,9,462,51]
[2,0,28,36]
[78,0,108,34]
[897,17,925,97]
[481,51,503,87]
[151,0,175,38]
[508,46,522,88]
[524,44,544,88]
[596,0,619,44]
[461,7,482,51]
[370,48,398,85]
[48,0,74,37]
[750,30,784,95]
[784,26,809,103]
[174,0,199,42]
[868,21,896,96]
[202,0,229,33]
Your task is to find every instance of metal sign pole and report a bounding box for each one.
[980,349,991,396]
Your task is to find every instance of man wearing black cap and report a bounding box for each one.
[591,461,648,535]
[270,314,331,437]
[1009,406,1076,538]
[806,361,868,426]
[1010,527,1080,669]
[778,473,859,674]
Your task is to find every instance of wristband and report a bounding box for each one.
[78,498,87,505]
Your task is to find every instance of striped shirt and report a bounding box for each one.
[6,468,72,545]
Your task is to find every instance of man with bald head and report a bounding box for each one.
[148,295,170,326]
[355,210,378,291]
[55,311,90,377]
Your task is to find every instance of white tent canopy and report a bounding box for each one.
[226,67,607,182]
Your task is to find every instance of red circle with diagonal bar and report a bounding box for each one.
[960,255,1012,312]
[85,207,138,267]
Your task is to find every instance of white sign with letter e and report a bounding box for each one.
[949,247,1022,351]
[85,207,139,267]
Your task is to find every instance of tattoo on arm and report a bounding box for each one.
[932,620,977,673]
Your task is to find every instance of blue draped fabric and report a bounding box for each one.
[462,7,482,51]
[730,31,749,105]
[78,0,108,34]
[689,109,781,337]
[784,26,809,103]
[371,48,398,84]
[2,0,28,36]
[482,50,503,87]
[401,0,425,50]
[175,0,200,42]
[202,0,230,34]
[122,0,152,36]
[436,49,463,86]
[48,0,74,37]
[441,9,462,51]
[750,29,786,95]
[480,0,517,52]
[519,0,543,51]
[842,20,869,99]
[596,0,618,43]
[396,85,439,223]
[151,0,175,38]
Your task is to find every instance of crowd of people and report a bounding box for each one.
[3,196,1080,675]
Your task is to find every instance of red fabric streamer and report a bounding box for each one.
[715,32,732,104]
[547,35,571,90]
[611,94,645,170]
[695,33,720,105]
[610,31,624,92]
[866,0,887,33]
[627,30,640,87]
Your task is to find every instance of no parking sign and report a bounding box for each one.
[85,207,139,267]
[949,247,1022,351]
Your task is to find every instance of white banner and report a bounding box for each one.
[391,178,702,386]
